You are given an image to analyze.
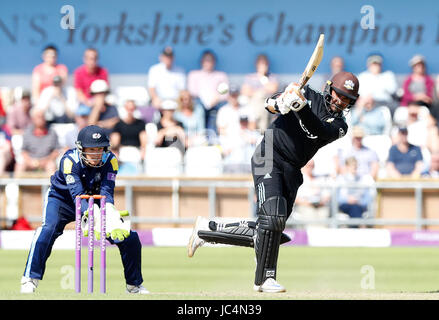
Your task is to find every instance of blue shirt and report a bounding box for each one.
[387,144,423,175]
[49,148,118,212]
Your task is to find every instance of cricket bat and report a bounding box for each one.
[265,34,325,113]
[298,33,325,89]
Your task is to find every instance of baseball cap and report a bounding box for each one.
[398,126,408,134]
[162,46,174,57]
[229,84,240,96]
[367,54,383,66]
[90,79,109,94]
[53,75,62,85]
[21,90,31,99]
[409,54,425,67]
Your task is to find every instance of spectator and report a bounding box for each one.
[36,75,73,125]
[187,50,229,135]
[240,54,279,132]
[0,96,5,117]
[351,94,388,135]
[337,157,374,226]
[405,101,430,148]
[155,100,186,153]
[335,126,379,180]
[221,114,261,173]
[357,53,398,112]
[422,152,439,178]
[147,47,186,109]
[7,91,33,135]
[15,108,59,176]
[74,48,109,106]
[386,127,423,178]
[0,116,14,176]
[173,90,206,147]
[110,100,147,160]
[217,86,255,138]
[293,159,331,225]
[64,108,89,151]
[435,75,439,103]
[401,55,434,108]
[87,80,119,137]
[329,56,345,77]
[31,45,68,104]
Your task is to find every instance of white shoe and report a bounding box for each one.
[256,278,286,293]
[20,276,39,294]
[187,216,206,258]
[126,284,150,294]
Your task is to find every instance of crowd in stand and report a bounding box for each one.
[1,44,439,221]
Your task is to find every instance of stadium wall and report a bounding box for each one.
[3,228,439,249]
[0,0,438,75]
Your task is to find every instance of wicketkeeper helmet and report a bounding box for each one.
[75,125,110,167]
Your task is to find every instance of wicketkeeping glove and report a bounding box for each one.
[81,203,131,242]
[105,203,131,242]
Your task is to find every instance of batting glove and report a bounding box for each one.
[280,83,307,112]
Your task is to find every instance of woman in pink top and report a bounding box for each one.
[401,54,434,107]
[31,45,68,103]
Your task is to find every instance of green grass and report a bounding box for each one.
[2,246,439,300]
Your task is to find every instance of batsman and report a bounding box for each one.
[188,71,360,293]
[21,125,148,294]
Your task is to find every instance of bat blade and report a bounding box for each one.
[299,34,325,89]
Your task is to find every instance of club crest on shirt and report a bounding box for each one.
[326,117,335,123]
[66,174,75,184]
[95,172,101,182]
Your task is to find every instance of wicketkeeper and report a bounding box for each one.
[21,125,148,294]
[188,71,360,293]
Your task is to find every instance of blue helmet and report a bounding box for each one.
[75,125,110,167]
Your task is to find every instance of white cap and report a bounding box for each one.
[409,54,425,67]
[90,79,109,94]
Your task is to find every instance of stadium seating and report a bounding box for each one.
[362,134,393,178]
[379,106,393,136]
[144,146,183,176]
[50,123,76,148]
[393,105,430,127]
[115,86,150,109]
[118,146,143,175]
[184,146,223,177]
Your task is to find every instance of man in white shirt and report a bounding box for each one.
[216,87,259,173]
[36,75,74,124]
[216,86,255,138]
[357,54,398,112]
[147,47,186,109]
